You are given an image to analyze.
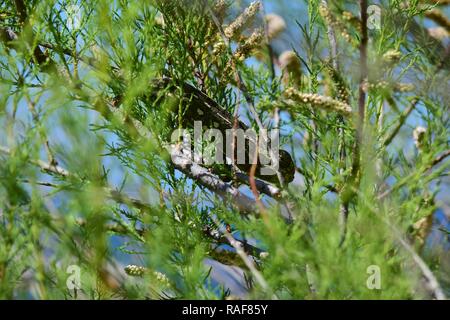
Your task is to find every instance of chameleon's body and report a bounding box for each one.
[148,78,295,184]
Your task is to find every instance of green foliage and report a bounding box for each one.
[0,0,448,299]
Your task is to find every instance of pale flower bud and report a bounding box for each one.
[427,27,449,40]
[413,126,427,150]
[155,13,165,27]
[259,252,269,259]
[279,50,302,87]
[382,49,401,65]
[224,1,261,39]
[234,29,264,61]
[265,13,286,40]
[284,88,352,116]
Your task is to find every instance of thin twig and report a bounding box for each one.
[322,0,350,248]
[25,96,58,166]
[0,145,152,211]
[338,204,349,247]
[39,42,99,69]
[203,225,265,257]
[354,0,369,171]
[210,215,275,298]
[235,172,281,199]
[382,99,418,147]
[0,145,71,177]
[396,234,446,299]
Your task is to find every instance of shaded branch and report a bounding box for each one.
[393,227,446,300]
[210,215,275,297]
[428,149,450,169]
[204,225,265,257]
[169,145,258,214]
[0,145,152,211]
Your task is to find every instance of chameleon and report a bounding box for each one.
[147,78,296,185]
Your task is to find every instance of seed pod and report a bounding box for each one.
[265,13,286,40]
[283,88,352,116]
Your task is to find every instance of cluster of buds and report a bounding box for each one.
[213,0,229,23]
[284,88,352,116]
[125,264,147,276]
[382,49,402,65]
[279,50,302,87]
[224,1,261,39]
[153,271,170,285]
[342,10,361,31]
[325,65,350,103]
[362,79,414,93]
[212,38,227,56]
[215,2,287,63]
[362,80,383,91]
[362,80,384,91]
[234,29,264,61]
[342,11,354,21]
[319,3,353,44]
[394,83,415,92]
[333,83,350,103]
[265,13,286,40]
[124,265,171,285]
